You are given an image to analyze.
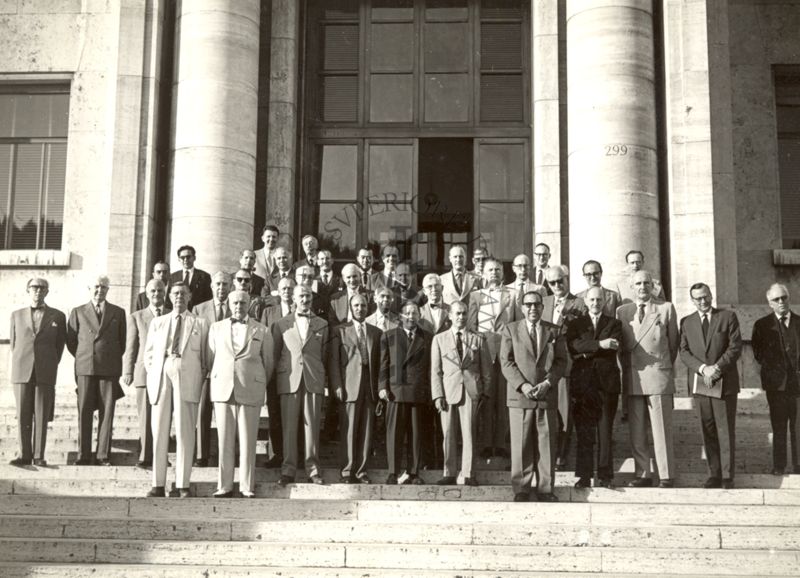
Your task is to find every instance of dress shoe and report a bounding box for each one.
[74,458,93,466]
[146,486,165,498]
[513,492,529,502]
[385,473,398,485]
[703,477,722,489]
[339,475,354,484]
[309,475,325,485]
[356,474,371,484]
[264,455,282,469]
[240,491,255,499]
[463,477,479,487]
[213,490,233,498]
[437,476,457,486]
[277,475,294,487]
[537,493,559,502]
[193,458,208,468]
[554,458,566,471]
[721,478,734,490]
[177,488,191,498]
[574,477,591,489]
[772,468,784,476]
[32,459,47,467]
[658,479,674,489]
[96,458,112,466]
[9,457,32,467]
[596,477,615,489]
[409,475,425,485]
[479,447,493,460]
[627,478,653,488]
[135,461,151,469]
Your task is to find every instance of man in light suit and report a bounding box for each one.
[67,275,127,466]
[264,247,294,295]
[542,264,587,469]
[679,282,742,488]
[441,245,481,306]
[272,284,330,486]
[254,224,280,279]
[144,283,208,498]
[135,261,172,311]
[471,247,487,279]
[192,271,232,467]
[207,290,271,498]
[122,279,170,468]
[379,302,433,484]
[576,260,621,318]
[9,277,67,466]
[501,290,567,502]
[752,283,800,475]
[432,301,491,486]
[373,244,400,290]
[507,253,547,304]
[169,245,212,309]
[567,287,622,488]
[366,287,399,331]
[616,250,665,304]
[330,294,381,483]
[617,270,679,488]
[532,243,552,294]
[419,273,451,335]
[468,258,518,459]
[330,263,369,325]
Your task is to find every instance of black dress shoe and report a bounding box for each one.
[193,459,208,468]
[385,473,398,485]
[32,459,47,467]
[658,479,674,489]
[721,478,734,489]
[146,486,165,498]
[213,490,233,498]
[437,476,457,486]
[596,477,615,489]
[356,474,371,484]
[513,492,529,502]
[409,475,425,485]
[135,461,151,469]
[75,458,93,466]
[277,475,294,487]
[537,493,559,502]
[574,477,591,489]
[627,478,653,488]
[264,455,282,469]
[309,475,325,485]
[463,477,479,487]
[9,457,32,467]
[96,458,112,466]
[703,477,722,489]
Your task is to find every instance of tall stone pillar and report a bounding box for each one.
[170,0,260,273]
[567,0,659,292]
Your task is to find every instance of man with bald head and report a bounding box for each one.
[135,261,172,311]
[617,270,679,488]
[507,253,546,303]
[419,273,451,335]
[264,247,294,295]
[442,245,481,305]
[330,263,369,325]
[292,234,320,273]
[366,287,400,331]
[67,275,127,465]
[391,263,419,312]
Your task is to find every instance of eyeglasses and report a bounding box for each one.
[513,263,529,268]
[533,252,549,257]
[771,295,788,303]
[547,279,565,285]
[691,295,711,302]
[583,271,601,277]
[178,254,193,260]
[521,301,541,307]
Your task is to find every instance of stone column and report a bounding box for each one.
[170,0,260,273]
[567,0,659,292]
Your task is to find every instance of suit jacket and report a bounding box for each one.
[567,313,623,396]
[542,293,588,327]
[576,286,621,319]
[441,270,481,305]
[261,302,292,328]
[10,305,67,385]
[379,326,432,403]
[361,270,381,293]
[391,284,420,313]
[506,279,547,302]
[144,312,208,404]
[366,310,400,332]
[467,287,519,361]
[122,306,171,387]
[193,299,231,328]
[752,311,800,392]
[263,269,294,295]
[431,329,491,405]
[329,288,371,326]
[67,302,127,380]
[270,313,330,395]
[254,247,275,279]
[291,256,318,274]
[314,272,343,300]
[501,319,567,409]
[679,308,742,398]
[617,299,679,395]
[169,268,212,309]
[135,291,172,312]
[329,321,381,403]
[250,274,266,300]
[208,318,271,406]
[532,267,552,295]
[419,302,451,335]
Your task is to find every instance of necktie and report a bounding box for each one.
[536,269,543,286]
[701,314,709,340]
[323,273,329,285]
[781,315,789,330]
[362,271,369,287]
[217,304,225,322]
[183,270,189,286]
[388,272,395,288]
[455,273,463,295]
[529,323,538,358]
[171,315,182,355]
[592,316,598,331]
[637,303,645,323]
[155,307,162,317]
[297,311,312,318]
[407,329,415,343]
[456,331,464,360]
[95,305,102,323]
[357,323,368,364]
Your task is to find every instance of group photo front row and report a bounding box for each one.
[8,233,799,502]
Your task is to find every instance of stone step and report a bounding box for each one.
[0,538,796,574]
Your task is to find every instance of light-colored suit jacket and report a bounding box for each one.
[441,270,481,305]
[270,313,330,395]
[329,321,381,402]
[144,312,208,404]
[617,299,679,395]
[506,279,547,302]
[576,286,621,319]
[467,287,519,361]
[254,247,275,279]
[419,302,451,335]
[366,310,400,332]
[10,305,67,386]
[431,329,491,405]
[193,299,230,328]
[208,318,271,406]
[123,306,171,387]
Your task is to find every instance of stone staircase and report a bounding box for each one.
[0,386,798,576]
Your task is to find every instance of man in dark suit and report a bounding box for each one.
[391,263,419,313]
[679,282,742,488]
[752,282,800,475]
[314,250,342,300]
[330,294,381,483]
[239,249,266,298]
[532,243,552,295]
[170,245,212,309]
[135,261,172,311]
[291,234,320,274]
[357,247,380,291]
[567,287,622,488]
[9,277,67,466]
[122,279,170,467]
[501,290,567,502]
[263,247,294,295]
[373,244,400,290]
[66,275,127,465]
[329,264,369,325]
[379,302,433,484]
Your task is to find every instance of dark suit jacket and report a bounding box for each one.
[679,308,742,397]
[379,326,432,404]
[135,290,172,312]
[752,311,800,392]
[169,268,212,309]
[250,274,266,299]
[567,313,623,397]
[391,284,420,313]
[67,302,127,383]
[10,305,67,385]
[263,269,294,295]
[329,321,381,403]
[314,273,343,300]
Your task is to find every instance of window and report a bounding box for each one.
[0,86,69,251]
[776,67,800,249]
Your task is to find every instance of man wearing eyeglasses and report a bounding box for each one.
[239,249,266,298]
[9,278,67,467]
[617,270,679,488]
[169,245,212,310]
[532,243,553,295]
[679,282,742,488]
[507,254,547,307]
[233,269,269,321]
[471,247,488,278]
[501,291,567,502]
[542,265,587,470]
[576,260,621,318]
[135,261,172,311]
[752,283,800,475]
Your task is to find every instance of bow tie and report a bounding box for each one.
[296,312,312,318]
[30,305,44,311]
[429,303,441,309]
[231,318,247,324]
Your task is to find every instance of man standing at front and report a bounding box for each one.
[617,270,679,488]
[9,278,67,466]
[501,291,567,502]
[679,282,742,488]
[144,283,208,497]
[67,275,127,466]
